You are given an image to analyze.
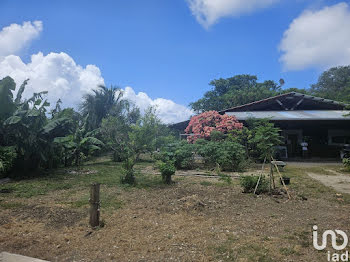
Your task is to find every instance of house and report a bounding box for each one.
[171,92,350,159]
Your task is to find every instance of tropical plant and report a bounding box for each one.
[0,76,17,122]
[0,146,17,174]
[81,85,124,131]
[0,77,75,172]
[247,119,282,160]
[157,161,176,184]
[54,126,104,167]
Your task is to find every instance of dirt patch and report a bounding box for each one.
[10,205,85,228]
[286,161,342,167]
[307,172,350,194]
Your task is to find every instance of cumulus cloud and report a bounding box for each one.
[0,21,193,123]
[279,2,350,71]
[0,52,105,108]
[123,87,194,124]
[0,21,42,57]
[0,52,193,123]
[187,0,278,28]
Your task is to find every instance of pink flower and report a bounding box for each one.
[185,111,243,143]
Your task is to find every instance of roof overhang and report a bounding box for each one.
[226,110,350,121]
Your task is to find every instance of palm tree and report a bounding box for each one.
[80,85,124,131]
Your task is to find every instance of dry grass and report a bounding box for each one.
[0,158,350,261]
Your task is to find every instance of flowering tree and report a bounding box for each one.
[185,110,243,143]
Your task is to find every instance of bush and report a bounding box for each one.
[343,157,350,171]
[0,146,17,174]
[240,175,269,194]
[121,158,135,185]
[218,173,232,184]
[156,141,195,170]
[157,161,176,184]
[174,141,195,169]
[195,139,246,171]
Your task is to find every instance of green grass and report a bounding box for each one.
[200,181,213,186]
[279,247,300,256]
[0,158,163,199]
[64,191,124,210]
[0,200,25,209]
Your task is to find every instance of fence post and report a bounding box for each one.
[89,183,100,227]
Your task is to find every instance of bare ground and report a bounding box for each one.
[1,162,350,262]
[307,171,350,194]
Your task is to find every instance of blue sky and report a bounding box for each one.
[0,0,350,123]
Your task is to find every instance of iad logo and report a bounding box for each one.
[313,225,349,261]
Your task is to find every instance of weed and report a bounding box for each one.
[200,181,213,186]
[0,201,24,209]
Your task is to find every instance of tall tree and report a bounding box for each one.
[190,75,281,113]
[311,65,350,103]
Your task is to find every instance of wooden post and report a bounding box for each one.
[89,183,100,228]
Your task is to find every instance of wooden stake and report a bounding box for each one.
[254,157,267,195]
[269,163,273,192]
[271,157,291,200]
[89,183,100,228]
[271,164,276,189]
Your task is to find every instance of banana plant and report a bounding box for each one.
[54,127,104,167]
[1,77,74,171]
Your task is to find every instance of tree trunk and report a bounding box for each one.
[165,174,172,184]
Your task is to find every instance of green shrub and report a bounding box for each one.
[121,157,135,185]
[195,139,246,171]
[240,175,269,194]
[156,141,195,170]
[157,161,176,184]
[174,141,195,169]
[218,173,232,184]
[0,146,17,174]
[210,130,226,141]
[343,157,350,171]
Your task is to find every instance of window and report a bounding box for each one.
[331,136,350,144]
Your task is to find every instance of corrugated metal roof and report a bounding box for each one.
[226,110,350,120]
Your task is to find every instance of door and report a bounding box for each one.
[288,134,299,157]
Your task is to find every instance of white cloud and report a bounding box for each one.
[279,2,350,71]
[0,52,105,108]
[0,21,43,57]
[0,21,193,123]
[187,0,278,28]
[123,87,194,124]
[0,52,193,123]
